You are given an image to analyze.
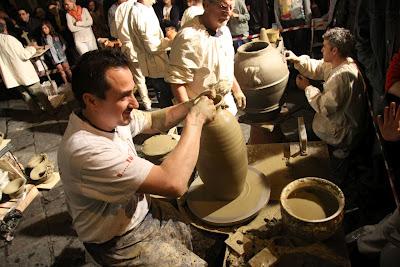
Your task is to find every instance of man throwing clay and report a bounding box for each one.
[58,49,215,266]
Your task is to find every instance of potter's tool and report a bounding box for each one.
[297,117,307,155]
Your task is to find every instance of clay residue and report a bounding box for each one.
[286,188,339,220]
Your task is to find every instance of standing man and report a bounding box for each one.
[0,19,53,114]
[129,0,174,108]
[108,0,127,39]
[166,0,246,115]
[115,0,153,110]
[285,27,367,159]
[58,49,215,266]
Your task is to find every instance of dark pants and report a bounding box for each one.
[17,83,54,114]
[148,78,173,108]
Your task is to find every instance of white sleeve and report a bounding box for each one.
[294,55,326,80]
[305,70,353,117]
[76,8,93,27]
[11,37,36,60]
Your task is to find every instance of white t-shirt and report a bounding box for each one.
[58,110,154,244]
[166,16,237,115]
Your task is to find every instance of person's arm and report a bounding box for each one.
[11,36,36,60]
[170,83,190,103]
[231,77,246,109]
[138,96,216,197]
[66,13,83,32]
[134,9,170,53]
[304,70,352,116]
[76,8,93,27]
[236,0,250,22]
[285,50,325,80]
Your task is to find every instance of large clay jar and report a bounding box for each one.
[234,41,289,115]
[196,95,248,201]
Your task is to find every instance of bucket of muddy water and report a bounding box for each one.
[280,177,345,241]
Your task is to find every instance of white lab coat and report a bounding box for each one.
[115,0,137,62]
[0,33,39,88]
[129,2,170,78]
[294,55,367,149]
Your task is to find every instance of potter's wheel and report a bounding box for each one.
[185,166,270,226]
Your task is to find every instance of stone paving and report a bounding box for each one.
[0,95,93,267]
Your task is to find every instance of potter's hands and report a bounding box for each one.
[377,102,400,142]
[285,50,300,63]
[189,96,216,124]
[233,90,246,110]
[296,74,310,91]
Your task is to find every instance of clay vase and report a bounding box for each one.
[234,41,289,116]
[196,95,248,201]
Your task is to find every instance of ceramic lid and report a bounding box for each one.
[142,134,178,157]
[186,166,271,226]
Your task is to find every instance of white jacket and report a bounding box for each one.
[129,2,170,78]
[0,34,39,88]
[66,8,96,44]
[294,56,367,149]
[115,0,138,62]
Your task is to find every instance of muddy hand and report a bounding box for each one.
[191,96,216,123]
[284,50,300,63]
[233,91,246,109]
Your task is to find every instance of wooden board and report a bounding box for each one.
[0,184,39,220]
[248,142,330,200]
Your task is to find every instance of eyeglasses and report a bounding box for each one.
[213,1,233,12]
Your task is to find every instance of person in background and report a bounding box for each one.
[285,27,367,173]
[39,21,72,85]
[64,0,98,56]
[88,0,110,38]
[0,18,54,114]
[47,0,78,65]
[108,0,127,39]
[33,7,48,21]
[166,0,246,116]
[227,0,250,51]
[17,8,42,43]
[180,0,204,27]
[58,48,215,266]
[115,0,153,110]
[129,0,174,108]
[155,0,180,34]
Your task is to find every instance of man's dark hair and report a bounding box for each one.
[72,49,131,108]
[0,20,6,33]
